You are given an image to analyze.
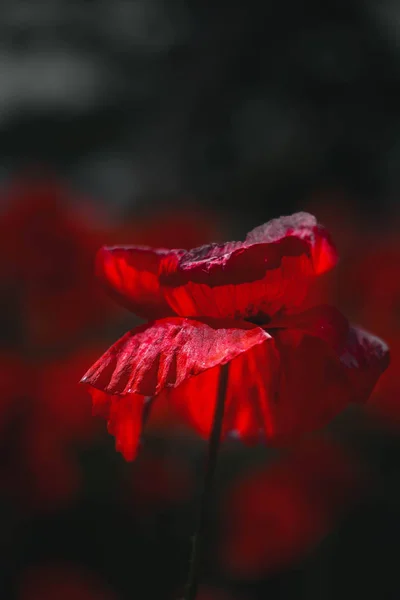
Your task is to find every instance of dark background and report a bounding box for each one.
[1,0,399,221]
[0,1,400,599]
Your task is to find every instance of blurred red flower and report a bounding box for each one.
[21,347,108,511]
[0,347,103,512]
[18,563,116,600]
[81,212,389,460]
[0,175,113,347]
[219,438,368,576]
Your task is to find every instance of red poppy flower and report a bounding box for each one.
[219,438,368,576]
[81,213,389,460]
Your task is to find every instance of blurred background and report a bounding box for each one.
[0,1,400,599]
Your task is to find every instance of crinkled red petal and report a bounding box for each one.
[81,317,270,397]
[159,212,337,319]
[96,246,184,319]
[161,245,314,319]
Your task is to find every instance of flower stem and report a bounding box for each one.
[183,363,229,600]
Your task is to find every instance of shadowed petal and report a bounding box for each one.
[269,305,349,352]
[84,318,388,455]
[90,388,145,461]
[155,318,388,444]
[107,394,145,461]
[268,324,389,440]
[152,341,279,443]
[340,326,390,403]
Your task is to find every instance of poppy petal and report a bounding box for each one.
[154,340,279,443]
[268,324,389,440]
[269,305,349,352]
[81,317,270,397]
[245,211,338,274]
[90,389,145,461]
[84,319,389,452]
[270,330,354,439]
[96,246,184,319]
[144,319,388,445]
[160,213,336,320]
[153,330,348,444]
[108,394,145,461]
[162,319,388,445]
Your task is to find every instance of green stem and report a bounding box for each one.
[183,363,230,600]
